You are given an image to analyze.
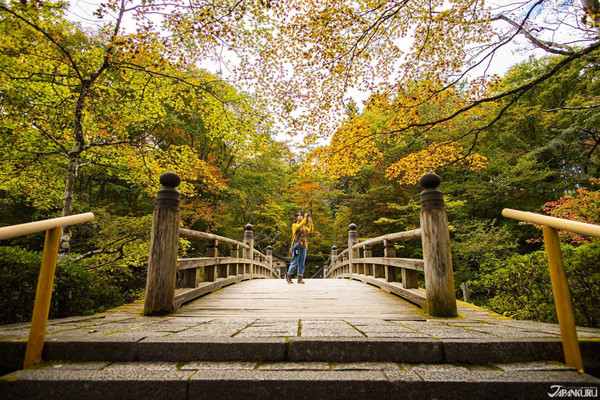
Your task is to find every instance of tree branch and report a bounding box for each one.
[0,5,83,81]
[545,104,600,112]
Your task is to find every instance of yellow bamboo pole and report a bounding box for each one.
[23,226,62,369]
[542,226,584,373]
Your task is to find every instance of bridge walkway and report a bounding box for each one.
[2,279,600,399]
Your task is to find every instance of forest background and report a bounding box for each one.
[0,0,599,328]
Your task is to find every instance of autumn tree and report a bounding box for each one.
[225,1,600,178]
[0,0,272,253]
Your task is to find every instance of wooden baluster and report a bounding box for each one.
[144,172,181,316]
[266,245,274,278]
[217,243,227,278]
[331,246,337,278]
[348,223,358,278]
[419,173,457,317]
[383,240,399,283]
[387,236,416,288]
[204,239,218,282]
[364,245,372,277]
[243,224,254,278]
[231,244,240,276]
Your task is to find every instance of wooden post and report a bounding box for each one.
[204,239,218,282]
[348,223,358,278]
[231,244,240,276]
[542,226,584,372]
[23,226,62,369]
[396,234,418,288]
[266,245,274,278]
[419,173,457,317]
[364,245,372,276]
[144,172,181,316]
[461,282,470,303]
[384,240,399,283]
[243,224,254,278]
[331,246,337,277]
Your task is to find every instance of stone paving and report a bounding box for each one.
[1,300,599,342]
[2,281,600,399]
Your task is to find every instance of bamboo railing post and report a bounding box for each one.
[542,226,584,372]
[348,224,358,278]
[23,226,62,369]
[243,224,254,278]
[144,172,181,316]
[419,173,457,318]
[384,240,399,283]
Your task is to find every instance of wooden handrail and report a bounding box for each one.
[353,229,421,250]
[502,207,594,373]
[502,209,600,238]
[180,228,250,249]
[327,174,457,317]
[0,212,94,240]
[0,213,95,369]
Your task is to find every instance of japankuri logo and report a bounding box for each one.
[548,385,598,398]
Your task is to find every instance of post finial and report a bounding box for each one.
[267,245,272,250]
[156,172,181,210]
[332,245,337,250]
[420,173,441,189]
[348,223,357,231]
[245,223,253,231]
[420,173,444,211]
[160,171,181,188]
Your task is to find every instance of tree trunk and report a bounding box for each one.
[58,80,89,257]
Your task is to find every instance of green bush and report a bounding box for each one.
[469,241,600,327]
[0,246,123,324]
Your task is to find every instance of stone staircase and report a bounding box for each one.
[2,283,600,399]
[1,323,600,399]
[2,359,599,400]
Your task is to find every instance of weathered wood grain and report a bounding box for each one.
[420,208,457,317]
[144,207,180,315]
[180,228,249,249]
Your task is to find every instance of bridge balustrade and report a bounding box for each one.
[144,172,276,315]
[325,173,458,318]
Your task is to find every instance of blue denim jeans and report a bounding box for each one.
[288,244,307,276]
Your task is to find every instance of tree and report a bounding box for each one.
[542,179,600,243]
[0,0,270,253]
[229,1,600,175]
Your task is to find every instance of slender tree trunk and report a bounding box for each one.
[58,148,82,256]
[58,82,89,257]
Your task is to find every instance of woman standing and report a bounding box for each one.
[286,212,314,284]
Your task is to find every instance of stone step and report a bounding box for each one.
[2,337,600,373]
[1,361,599,400]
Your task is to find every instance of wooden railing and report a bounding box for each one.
[326,228,426,306]
[325,173,457,318]
[143,172,277,315]
[0,213,95,368]
[503,208,600,373]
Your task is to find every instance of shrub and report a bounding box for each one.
[470,241,600,327]
[0,246,123,324]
